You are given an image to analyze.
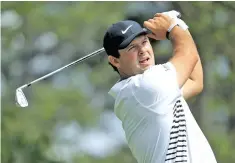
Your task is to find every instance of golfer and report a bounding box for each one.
[103,11,217,163]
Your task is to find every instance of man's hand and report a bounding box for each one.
[143,13,175,40]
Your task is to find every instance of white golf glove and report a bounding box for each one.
[162,10,189,30]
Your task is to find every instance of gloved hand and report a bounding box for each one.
[144,13,176,40]
[162,10,189,30]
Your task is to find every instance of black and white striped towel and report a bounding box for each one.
[165,100,189,163]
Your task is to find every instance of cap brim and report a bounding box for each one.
[118,28,150,49]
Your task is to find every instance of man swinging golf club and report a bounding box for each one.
[103,11,217,163]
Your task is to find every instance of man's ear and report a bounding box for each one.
[108,55,120,69]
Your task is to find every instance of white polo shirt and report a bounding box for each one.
[109,62,217,163]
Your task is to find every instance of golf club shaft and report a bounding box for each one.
[20,48,105,89]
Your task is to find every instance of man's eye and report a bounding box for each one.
[128,46,135,51]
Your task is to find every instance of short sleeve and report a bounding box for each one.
[131,62,181,108]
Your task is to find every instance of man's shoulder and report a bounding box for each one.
[109,62,177,100]
[108,77,134,99]
[108,64,170,99]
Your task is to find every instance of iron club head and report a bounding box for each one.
[15,88,28,107]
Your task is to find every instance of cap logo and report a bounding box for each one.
[121,25,133,34]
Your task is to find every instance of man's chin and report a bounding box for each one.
[141,64,152,70]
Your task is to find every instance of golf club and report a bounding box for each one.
[15,47,105,107]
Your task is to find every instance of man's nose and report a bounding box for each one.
[139,45,147,56]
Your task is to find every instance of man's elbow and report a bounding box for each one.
[196,82,204,95]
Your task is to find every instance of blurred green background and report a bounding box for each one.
[1,1,235,163]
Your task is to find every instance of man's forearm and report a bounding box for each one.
[169,26,199,88]
[182,30,203,100]
[184,30,203,81]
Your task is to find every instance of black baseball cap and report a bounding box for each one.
[103,20,149,57]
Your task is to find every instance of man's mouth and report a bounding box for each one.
[139,57,150,64]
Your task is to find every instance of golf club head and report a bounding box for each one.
[15,88,28,107]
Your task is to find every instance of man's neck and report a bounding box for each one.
[119,72,131,81]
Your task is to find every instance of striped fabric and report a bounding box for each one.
[165,100,188,163]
